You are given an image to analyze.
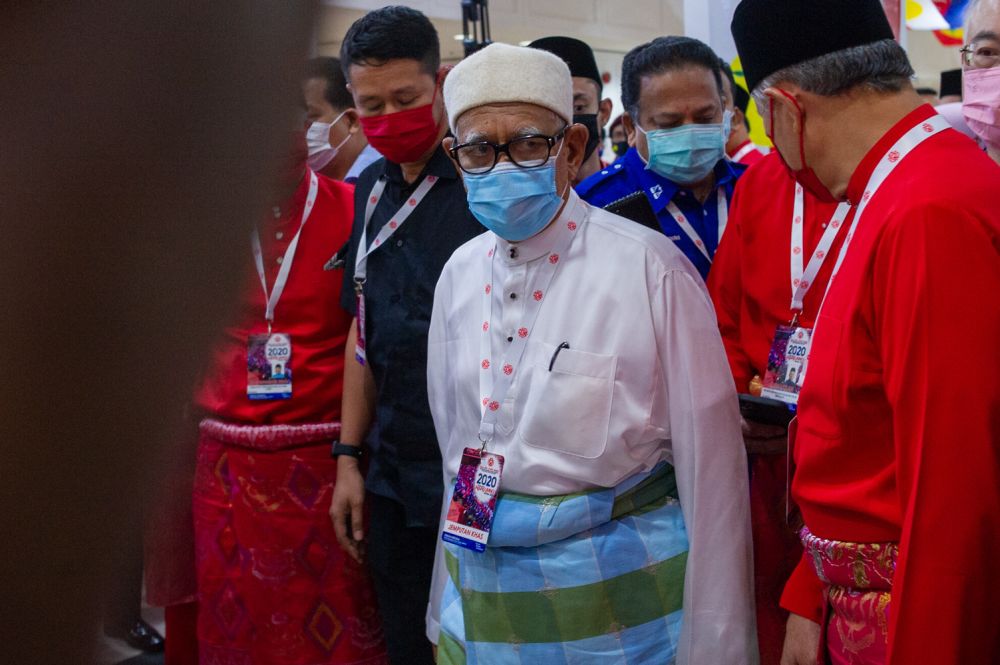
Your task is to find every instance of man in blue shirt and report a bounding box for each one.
[577,36,745,279]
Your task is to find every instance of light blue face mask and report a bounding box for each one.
[637,110,732,184]
[464,151,566,242]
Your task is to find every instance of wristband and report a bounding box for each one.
[331,441,363,460]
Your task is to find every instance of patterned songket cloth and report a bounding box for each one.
[193,418,388,665]
[801,527,898,665]
[438,463,688,664]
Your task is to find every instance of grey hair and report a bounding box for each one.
[966,0,1000,35]
[751,38,914,108]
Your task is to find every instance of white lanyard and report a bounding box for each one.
[352,173,438,365]
[789,184,851,312]
[805,114,951,380]
[252,170,318,330]
[731,142,757,163]
[354,174,439,286]
[664,186,728,262]
[477,195,584,444]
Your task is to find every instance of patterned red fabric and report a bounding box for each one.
[193,422,388,665]
[802,528,896,665]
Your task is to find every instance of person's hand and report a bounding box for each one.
[780,613,822,665]
[742,417,788,455]
[432,644,438,662]
[330,458,366,563]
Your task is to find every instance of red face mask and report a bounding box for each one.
[359,80,442,165]
[768,89,837,203]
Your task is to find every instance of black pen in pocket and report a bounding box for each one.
[548,342,570,371]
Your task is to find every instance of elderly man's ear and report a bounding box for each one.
[563,122,590,182]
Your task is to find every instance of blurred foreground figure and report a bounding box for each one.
[733,1,1000,663]
[0,2,315,664]
[428,42,756,665]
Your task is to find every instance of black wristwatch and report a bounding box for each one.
[331,441,364,460]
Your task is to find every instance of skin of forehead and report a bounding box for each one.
[455,102,565,143]
[637,65,722,123]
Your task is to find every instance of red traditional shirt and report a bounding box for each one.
[709,152,853,392]
[195,170,354,425]
[783,105,1000,664]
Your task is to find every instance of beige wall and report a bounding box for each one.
[320,1,965,97]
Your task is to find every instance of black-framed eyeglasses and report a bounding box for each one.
[960,41,1000,69]
[450,128,567,174]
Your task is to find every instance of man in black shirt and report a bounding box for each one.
[330,7,482,665]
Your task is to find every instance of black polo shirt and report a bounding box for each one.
[341,145,483,527]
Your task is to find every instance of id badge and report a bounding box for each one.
[441,447,505,553]
[760,325,812,405]
[247,332,292,400]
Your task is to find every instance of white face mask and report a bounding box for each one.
[306,110,350,171]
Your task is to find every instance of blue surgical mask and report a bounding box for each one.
[637,111,731,184]
[464,154,566,242]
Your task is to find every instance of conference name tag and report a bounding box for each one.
[761,325,812,405]
[442,447,504,553]
[247,332,293,400]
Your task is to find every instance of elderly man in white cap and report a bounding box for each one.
[424,43,757,665]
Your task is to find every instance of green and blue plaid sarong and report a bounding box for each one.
[438,463,688,664]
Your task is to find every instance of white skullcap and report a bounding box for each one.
[444,42,573,132]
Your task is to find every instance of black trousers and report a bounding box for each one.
[367,492,439,665]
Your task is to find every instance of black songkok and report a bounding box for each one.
[732,0,895,92]
[527,36,602,91]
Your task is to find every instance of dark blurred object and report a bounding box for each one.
[940,68,963,99]
[0,2,315,663]
[604,191,661,233]
[461,0,492,57]
[103,618,165,653]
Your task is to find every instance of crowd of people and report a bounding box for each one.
[140,0,1000,664]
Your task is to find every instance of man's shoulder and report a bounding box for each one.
[315,171,354,203]
[576,158,635,207]
[584,203,700,276]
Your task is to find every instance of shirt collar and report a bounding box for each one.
[845,104,937,205]
[495,190,585,266]
[382,143,459,187]
[628,148,738,213]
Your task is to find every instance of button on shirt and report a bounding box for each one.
[577,147,746,280]
[427,191,755,661]
[341,145,484,527]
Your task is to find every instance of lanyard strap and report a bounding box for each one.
[354,173,439,286]
[805,114,951,380]
[790,184,851,311]
[252,170,319,327]
[664,186,728,262]
[477,195,585,444]
[825,114,951,296]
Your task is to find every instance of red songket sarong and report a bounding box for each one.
[193,418,388,665]
[801,527,897,665]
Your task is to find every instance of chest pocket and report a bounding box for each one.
[517,344,617,459]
